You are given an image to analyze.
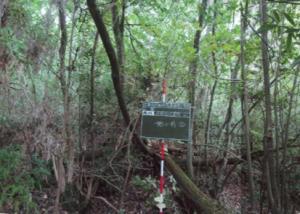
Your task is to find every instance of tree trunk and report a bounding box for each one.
[204,0,218,164]
[240,0,255,209]
[259,0,280,213]
[281,67,299,212]
[273,45,281,208]
[58,0,75,184]
[187,0,207,180]
[165,155,227,214]
[112,0,125,88]
[87,0,130,126]
[90,32,99,165]
[55,2,68,212]
[213,58,239,198]
[0,0,8,27]
[273,22,284,212]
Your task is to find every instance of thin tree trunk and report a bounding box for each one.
[79,32,99,213]
[65,0,79,183]
[216,52,240,140]
[259,0,280,212]
[55,1,68,211]
[240,0,255,209]
[213,61,239,199]
[90,32,99,165]
[281,67,299,213]
[213,54,240,198]
[187,0,207,180]
[204,0,218,164]
[204,79,217,164]
[273,21,284,211]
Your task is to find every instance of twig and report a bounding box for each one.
[119,118,139,209]
[93,195,119,213]
[90,173,122,193]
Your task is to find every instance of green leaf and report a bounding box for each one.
[285,27,300,34]
[286,32,293,51]
[283,12,296,26]
[272,10,280,23]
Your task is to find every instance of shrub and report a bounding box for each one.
[0,144,50,213]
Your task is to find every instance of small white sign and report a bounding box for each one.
[143,110,155,116]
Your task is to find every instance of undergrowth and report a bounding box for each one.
[0,144,50,213]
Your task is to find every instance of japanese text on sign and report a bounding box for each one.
[140,102,192,142]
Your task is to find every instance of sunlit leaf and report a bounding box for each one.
[272,10,280,23]
[283,12,296,26]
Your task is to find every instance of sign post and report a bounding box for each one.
[141,80,192,213]
[159,80,166,214]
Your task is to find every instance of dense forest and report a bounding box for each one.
[0,0,299,213]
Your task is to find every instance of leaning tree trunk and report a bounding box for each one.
[111,0,125,89]
[86,0,228,213]
[86,0,130,126]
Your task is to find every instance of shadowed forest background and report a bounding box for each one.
[0,0,299,213]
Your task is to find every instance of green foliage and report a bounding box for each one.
[131,175,157,208]
[0,145,50,213]
[1,0,300,212]
[283,12,296,26]
[30,154,51,189]
[131,175,178,211]
[132,175,156,192]
[0,145,35,212]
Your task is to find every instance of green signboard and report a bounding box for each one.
[141,102,192,142]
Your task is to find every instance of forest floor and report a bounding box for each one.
[1,124,298,214]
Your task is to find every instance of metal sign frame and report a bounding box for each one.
[140,101,192,142]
